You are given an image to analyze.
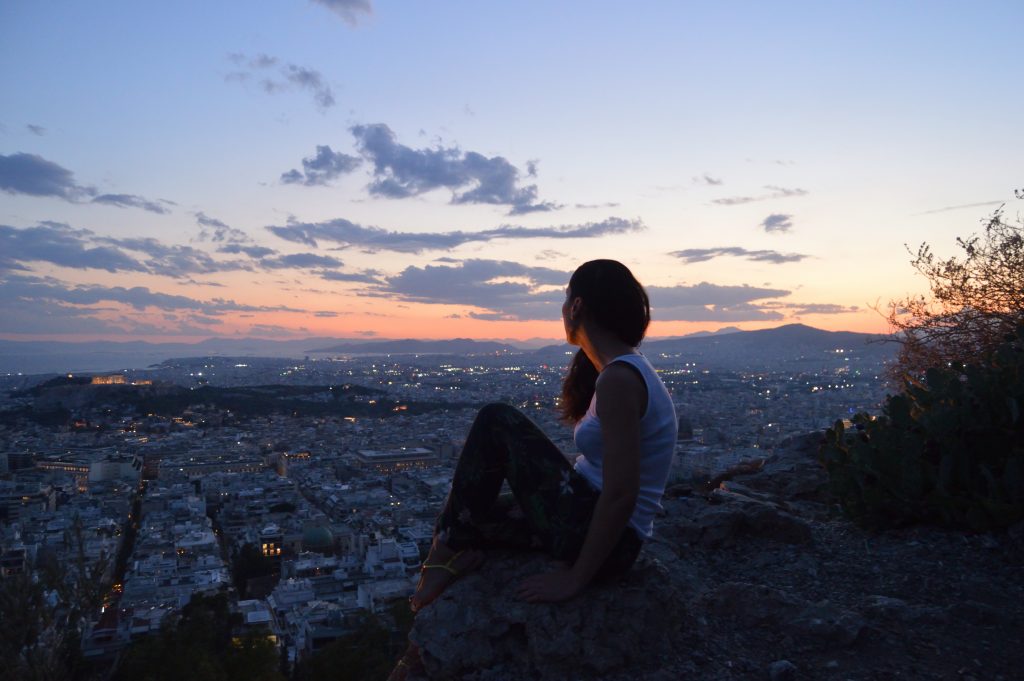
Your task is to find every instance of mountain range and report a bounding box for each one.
[0,325,894,375]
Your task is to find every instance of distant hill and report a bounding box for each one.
[534,324,894,369]
[0,324,894,375]
[0,337,356,375]
[675,325,743,338]
[305,338,518,355]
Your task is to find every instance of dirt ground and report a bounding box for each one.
[645,508,1024,681]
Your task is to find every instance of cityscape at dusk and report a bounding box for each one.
[3,1,1021,344]
[2,3,1023,680]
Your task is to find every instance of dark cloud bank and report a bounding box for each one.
[0,152,169,214]
[0,222,376,282]
[350,123,557,215]
[268,216,642,253]
[363,258,856,323]
[281,124,559,214]
[281,145,361,186]
[671,246,808,264]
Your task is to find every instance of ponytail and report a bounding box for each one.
[559,349,599,423]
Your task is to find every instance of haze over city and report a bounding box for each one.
[2,1,1021,344]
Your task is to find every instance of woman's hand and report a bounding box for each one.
[517,565,585,603]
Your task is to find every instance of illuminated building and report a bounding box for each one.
[0,482,57,522]
[35,460,90,475]
[261,523,283,559]
[354,447,438,474]
[91,374,126,385]
[158,458,265,478]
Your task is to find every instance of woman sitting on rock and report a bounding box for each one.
[410,258,678,610]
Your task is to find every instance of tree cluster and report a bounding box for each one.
[112,592,284,681]
[823,190,1024,530]
[822,324,1024,530]
[887,194,1024,380]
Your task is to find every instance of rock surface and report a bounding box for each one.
[407,552,682,681]
[395,433,1024,680]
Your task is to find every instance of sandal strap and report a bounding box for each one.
[420,549,465,575]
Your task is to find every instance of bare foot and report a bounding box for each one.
[410,542,483,613]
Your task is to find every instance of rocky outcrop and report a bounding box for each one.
[397,433,1024,681]
[653,434,825,549]
[407,552,683,681]
[706,432,832,512]
[659,489,814,547]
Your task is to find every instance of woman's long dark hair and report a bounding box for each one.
[559,259,650,423]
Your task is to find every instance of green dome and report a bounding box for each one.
[302,526,333,552]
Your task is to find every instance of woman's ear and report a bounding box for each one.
[569,297,583,320]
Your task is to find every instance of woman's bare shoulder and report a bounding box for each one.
[595,362,646,414]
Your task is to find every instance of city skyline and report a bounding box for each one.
[2,1,1022,343]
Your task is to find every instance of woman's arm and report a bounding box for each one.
[518,362,644,602]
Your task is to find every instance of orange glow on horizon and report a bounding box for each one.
[0,307,890,344]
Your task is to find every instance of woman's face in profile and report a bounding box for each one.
[561,286,578,344]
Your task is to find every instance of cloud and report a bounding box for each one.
[281,145,361,186]
[670,246,808,264]
[0,297,149,336]
[183,314,221,326]
[375,259,568,320]
[763,185,806,198]
[0,153,171,214]
[646,282,793,322]
[0,222,148,273]
[647,282,789,308]
[1,222,257,278]
[280,65,335,109]
[317,269,382,283]
[310,0,372,25]
[773,302,859,315]
[712,185,808,206]
[26,124,46,136]
[761,213,794,233]
[916,200,1004,215]
[96,235,252,278]
[711,195,758,206]
[195,212,229,232]
[656,303,786,322]
[2,220,376,282]
[0,152,94,200]
[267,216,642,253]
[226,53,335,110]
[245,323,309,338]
[370,260,798,323]
[91,193,171,214]
[261,252,344,269]
[0,274,306,319]
[217,243,277,258]
[193,211,253,244]
[102,237,343,276]
[350,123,557,214]
[574,202,620,209]
[693,174,723,185]
[0,255,29,276]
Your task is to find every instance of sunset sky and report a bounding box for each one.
[2,1,1021,344]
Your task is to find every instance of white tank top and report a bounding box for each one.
[573,352,677,538]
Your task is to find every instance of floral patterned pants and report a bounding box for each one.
[435,403,642,581]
